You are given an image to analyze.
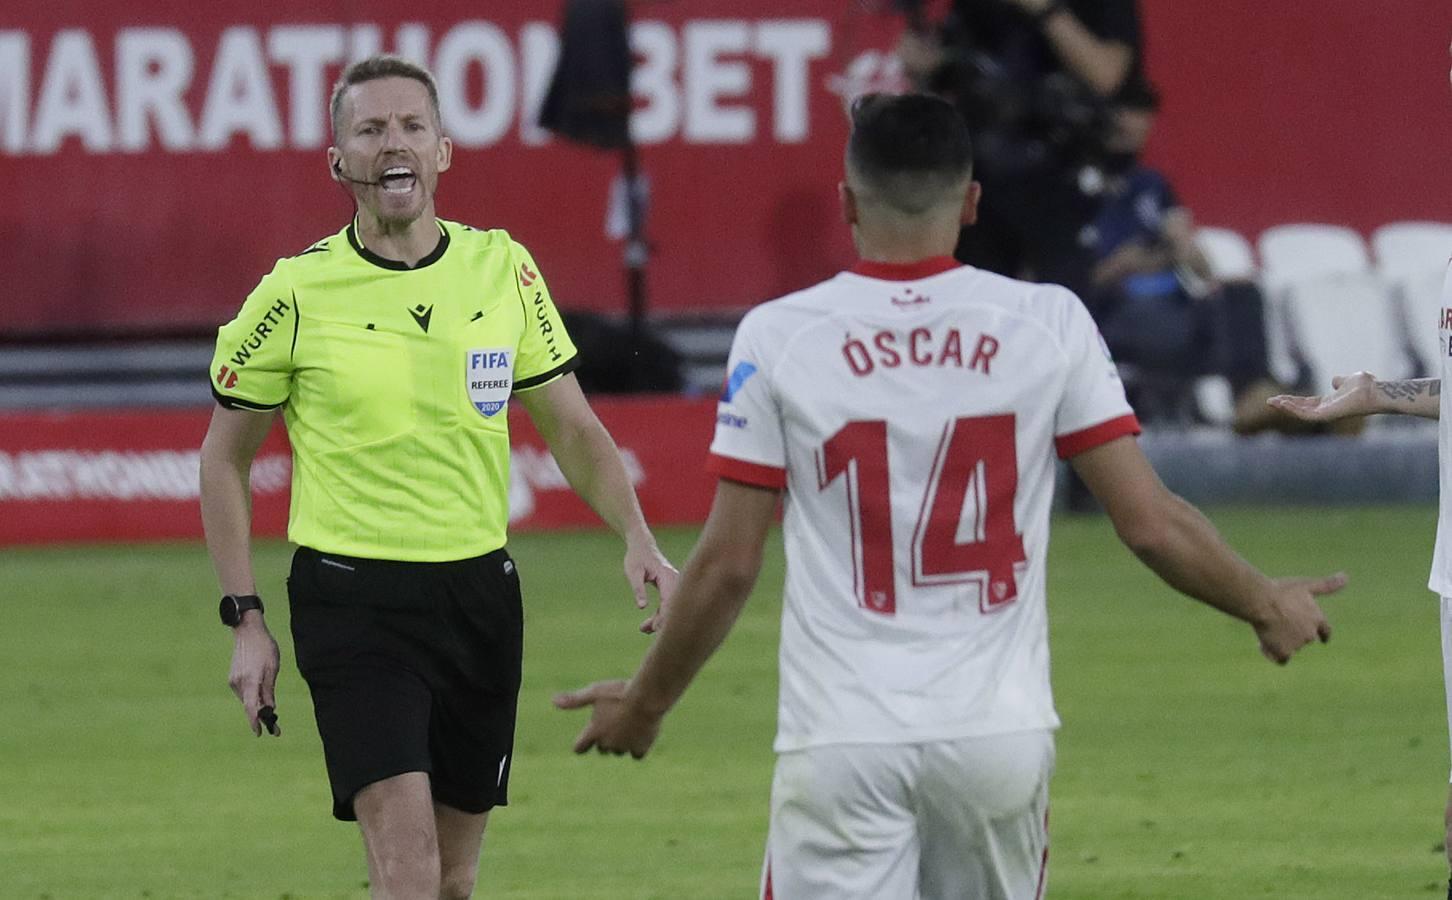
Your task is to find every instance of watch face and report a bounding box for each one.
[219,596,240,627]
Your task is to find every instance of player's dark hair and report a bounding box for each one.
[846,93,973,216]
[330,55,442,138]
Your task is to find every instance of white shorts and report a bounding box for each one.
[760,730,1054,900]
[1441,597,1452,781]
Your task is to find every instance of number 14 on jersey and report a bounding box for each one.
[816,415,1028,616]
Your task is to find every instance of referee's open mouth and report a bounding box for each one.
[379,166,417,194]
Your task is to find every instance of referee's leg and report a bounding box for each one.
[436,801,490,899]
[355,771,442,897]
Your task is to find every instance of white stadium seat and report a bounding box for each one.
[1195,227,1257,281]
[1401,267,1448,376]
[1372,223,1452,376]
[1256,225,1374,386]
[1279,271,1412,390]
[1372,221,1452,279]
[1258,224,1371,294]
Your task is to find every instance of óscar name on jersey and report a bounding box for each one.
[841,327,1000,378]
[228,297,293,368]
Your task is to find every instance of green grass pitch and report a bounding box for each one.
[3,505,1450,898]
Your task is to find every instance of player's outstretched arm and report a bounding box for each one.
[553,479,779,758]
[1071,436,1348,664]
[1268,371,1441,421]
[516,374,680,632]
[199,406,283,736]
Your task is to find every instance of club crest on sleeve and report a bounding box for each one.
[466,348,513,418]
[721,361,759,403]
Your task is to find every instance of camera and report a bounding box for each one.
[917,0,1116,174]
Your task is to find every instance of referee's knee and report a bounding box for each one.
[439,863,478,900]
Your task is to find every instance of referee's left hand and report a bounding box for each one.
[624,537,679,634]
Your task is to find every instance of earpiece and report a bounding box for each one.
[333,160,343,176]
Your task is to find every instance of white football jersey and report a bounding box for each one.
[708,258,1139,752]
[1429,260,1452,596]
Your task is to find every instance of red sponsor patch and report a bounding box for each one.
[216,366,238,389]
[520,263,538,287]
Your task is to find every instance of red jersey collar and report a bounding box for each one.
[848,256,962,281]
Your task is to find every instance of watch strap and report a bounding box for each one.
[221,593,265,626]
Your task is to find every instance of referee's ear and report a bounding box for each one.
[436,135,453,174]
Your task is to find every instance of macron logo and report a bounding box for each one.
[721,361,758,403]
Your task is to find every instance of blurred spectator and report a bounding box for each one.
[899,0,1145,294]
[1085,85,1287,431]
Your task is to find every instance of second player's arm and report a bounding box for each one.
[555,479,780,756]
[515,374,679,623]
[1269,372,1440,421]
[1071,436,1346,663]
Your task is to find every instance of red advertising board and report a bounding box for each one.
[0,396,719,545]
[3,1,1450,338]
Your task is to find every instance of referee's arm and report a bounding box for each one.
[200,406,283,735]
[515,373,679,629]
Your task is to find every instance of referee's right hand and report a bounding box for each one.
[229,615,282,737]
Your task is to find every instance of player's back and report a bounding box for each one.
[708,259,1138,752]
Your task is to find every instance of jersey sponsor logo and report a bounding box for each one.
[228,297,292,368]
[717,411,748,429]
[889,288,930,308]
[467,348,513,417]
[720,361,758,402]
[530,290,563,362]
[409,303,434,333]
[520,263,538,287]
[215,365,238,389]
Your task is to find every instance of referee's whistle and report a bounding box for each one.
[259,705,280,737]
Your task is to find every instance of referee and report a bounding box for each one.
[199,55,678,899]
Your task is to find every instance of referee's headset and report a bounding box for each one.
[333,159,381,187]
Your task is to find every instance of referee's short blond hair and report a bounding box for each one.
[329,55,442,139]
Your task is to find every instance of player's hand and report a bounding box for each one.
[553,680,662,759]
[228,616,281,736]
[1267,372,1378,423]
[624,536,679,635]
[1252,572,1348,664]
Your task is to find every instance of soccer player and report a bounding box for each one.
[1265,41,1452,898]
[198,55,678,899]
[555,93,1345,899]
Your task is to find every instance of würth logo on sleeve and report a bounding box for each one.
[215,366,238,389]
[520,263,538,287]
[228,296,292,367]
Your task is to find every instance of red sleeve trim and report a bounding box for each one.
[707,453,787,490]
[1055,414,1142,459]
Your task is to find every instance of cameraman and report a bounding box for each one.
[900,0,1145,294]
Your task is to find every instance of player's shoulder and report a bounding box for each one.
[968,267,1087,322]
[736,278,848,344]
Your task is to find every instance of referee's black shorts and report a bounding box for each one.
[287,545,523,821]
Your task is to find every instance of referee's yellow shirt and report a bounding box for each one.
[209,219,580,562]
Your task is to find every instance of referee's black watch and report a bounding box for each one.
[219,594,265,627]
